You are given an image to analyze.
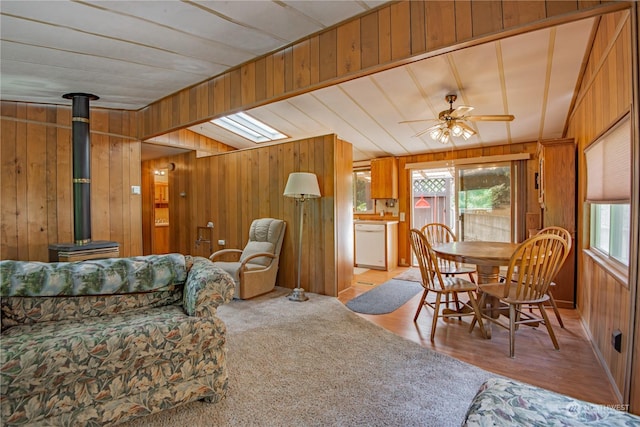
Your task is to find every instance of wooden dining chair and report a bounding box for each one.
[421,223,476,283]
[409,228,486,341]
[421,223,476,314]
[471,233,568,357]
[535,226,572,328]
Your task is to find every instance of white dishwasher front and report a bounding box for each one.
[355,223,386,269]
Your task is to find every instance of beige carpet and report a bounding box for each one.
[122,288,495,427]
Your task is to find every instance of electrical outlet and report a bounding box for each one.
[612,329,622,353]
[218,240,225,245]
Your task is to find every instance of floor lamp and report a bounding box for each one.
[283,172,321,302]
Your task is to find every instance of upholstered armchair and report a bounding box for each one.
[209,218,286,299]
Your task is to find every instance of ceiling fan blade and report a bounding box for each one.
[450,105,474,118]
[466,114,515,122]
[413,123,443,138]
[399,119,438,124]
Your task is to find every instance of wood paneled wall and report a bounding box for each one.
[566,9,636,405]
[144,128,236,156]
[144,135,353,296]
[1,101,142,261]
[395,142,539,267]
[137,1,624,140]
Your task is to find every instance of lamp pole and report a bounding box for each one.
[289,195,308,301]
[283,172,321,302]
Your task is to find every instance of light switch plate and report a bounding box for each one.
[131,185,141,195]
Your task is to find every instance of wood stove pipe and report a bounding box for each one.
[62,92,99,245]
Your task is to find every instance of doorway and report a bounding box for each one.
[411,162,515,242]
[457,163,512,242]
[153,168,170,254]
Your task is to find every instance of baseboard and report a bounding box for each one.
[577,307,625,403]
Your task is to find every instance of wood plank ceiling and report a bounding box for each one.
[1,1,596,161]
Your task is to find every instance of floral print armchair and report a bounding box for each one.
[0,254,235,426]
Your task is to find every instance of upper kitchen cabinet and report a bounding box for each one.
[371,157,398,199]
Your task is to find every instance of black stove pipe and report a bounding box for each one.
[62,92,99,245]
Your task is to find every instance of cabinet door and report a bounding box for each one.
[371,157,398,199]
[538,139,576,308]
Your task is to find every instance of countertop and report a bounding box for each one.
[354,219,399,225]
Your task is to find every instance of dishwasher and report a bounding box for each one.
[354,223,386,269]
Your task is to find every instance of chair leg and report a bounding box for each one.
[413,289,428,322]
[509,303,516,358]
[538,302,560,351]
[430,294,442,341]
[470,292,486,336]
[547,290,565,328]
[467,291,486,339]
[453,293,462,320]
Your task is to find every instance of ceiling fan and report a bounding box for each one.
[401,94,515,144]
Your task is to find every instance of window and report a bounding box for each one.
[585,114,631,269]
[590,203,631,266]
[211,112,287,143]
[353,170,373,213]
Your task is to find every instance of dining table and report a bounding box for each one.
[431,240,519,338]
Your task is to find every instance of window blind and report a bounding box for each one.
[585,116,631,203]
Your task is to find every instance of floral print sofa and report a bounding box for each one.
[0,253,235,426]
[463,377,640,426]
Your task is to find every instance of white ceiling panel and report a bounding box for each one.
[543,18,595,138]
[500,30,549,143]
[195,1,325,42]
[253,100,326,138]
[92,1,285,54]
[281,1,375,27]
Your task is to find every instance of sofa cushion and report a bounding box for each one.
[0,287,182,329]
[0,254,187,297]
[211,261,267,284]
[0,306,226,402]
[463,378,640,426]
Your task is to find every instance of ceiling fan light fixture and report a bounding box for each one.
[461,128,475,140]
[438,128,451,144]
[456,121,476,140]
[429,127,443,141]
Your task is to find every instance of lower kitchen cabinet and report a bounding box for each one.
[354,221,398,271]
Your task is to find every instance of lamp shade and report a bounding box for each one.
[283,172,321,199]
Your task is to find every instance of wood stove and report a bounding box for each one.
[49,93,120,262]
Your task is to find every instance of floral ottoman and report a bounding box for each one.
[0,254,235,426]
[463,377,640,426]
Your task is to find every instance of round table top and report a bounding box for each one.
[431,241,519,266]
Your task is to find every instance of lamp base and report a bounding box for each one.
[288,287,309,302]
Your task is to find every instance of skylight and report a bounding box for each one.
[211,112,287,143]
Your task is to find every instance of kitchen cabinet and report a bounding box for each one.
[537,138,576,308]
[354,220,398,270]
[371,157,398,199]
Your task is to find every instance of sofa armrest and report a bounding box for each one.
[183,257,235,317]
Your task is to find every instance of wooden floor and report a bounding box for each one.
[339,267,619,405]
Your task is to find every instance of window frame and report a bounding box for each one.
[583,112,632,286]
[589,203,631,270]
